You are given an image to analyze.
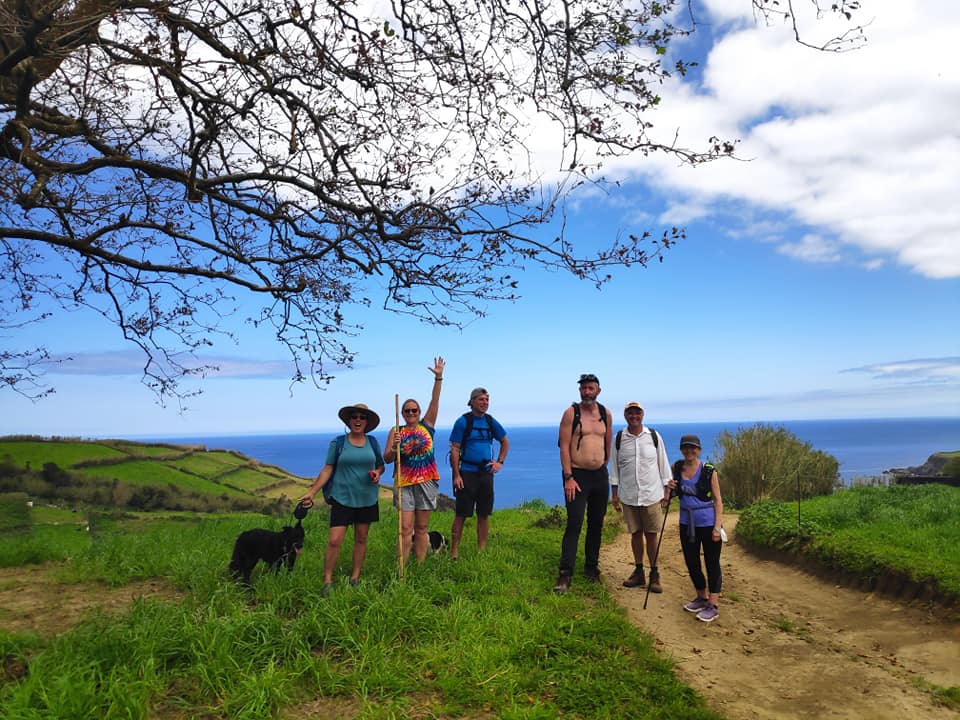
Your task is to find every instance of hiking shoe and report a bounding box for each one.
[583,568,601,584]
[348,578,359,587]
[553,574,572,594]
[683,597,710,613]
[647,568,663,594]
[696,603,719,623]
[322,582,333,597]
[623,567,646,588]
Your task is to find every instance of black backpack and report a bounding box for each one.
[671,459,715,502]
[323,434,384,504]
[452,412,495,469]
[458,411,495,446]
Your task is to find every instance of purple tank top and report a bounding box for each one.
[678,463,715,529]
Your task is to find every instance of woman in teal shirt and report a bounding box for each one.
[301,403,384,591]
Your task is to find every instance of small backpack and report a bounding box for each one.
[323,434,384,504]
[671,459,715,502]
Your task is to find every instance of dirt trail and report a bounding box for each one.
[600,517,960,719]
[0,564,178,637]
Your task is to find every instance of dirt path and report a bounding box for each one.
[600,517,960,719]
[0,564,179,638]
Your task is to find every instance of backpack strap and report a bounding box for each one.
[323,435,348,504]
[572,402,607,451]
[332,435,347,468]
[457,412,489,471]
[368,435,384,468]
[615,429,623,451]
[698,463,715,502]
[461,411,476,447]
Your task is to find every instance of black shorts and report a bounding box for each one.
[455,469,494,518]
[329,500,379,527]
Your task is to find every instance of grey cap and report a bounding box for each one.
[679,434,702,449]
[469,387,488,403]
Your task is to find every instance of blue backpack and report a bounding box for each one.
[323,434,383,504]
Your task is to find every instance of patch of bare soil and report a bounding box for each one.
[0,564,180,638]
[600,517,960,719]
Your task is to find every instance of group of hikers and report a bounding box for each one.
[299,361,725,623]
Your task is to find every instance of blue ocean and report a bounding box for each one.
[151,417,960,509]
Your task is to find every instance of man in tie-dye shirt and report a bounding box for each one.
[383,356,445,562]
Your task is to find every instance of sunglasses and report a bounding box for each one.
[578,373,599,384]
[349,414,367,421]
[402,408,420,414]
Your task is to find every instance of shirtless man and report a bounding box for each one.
[554,373,613,593]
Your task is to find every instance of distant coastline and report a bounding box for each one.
[141,416,960,509]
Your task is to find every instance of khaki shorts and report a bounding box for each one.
[622,503,663,535]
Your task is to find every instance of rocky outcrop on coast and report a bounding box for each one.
[886,451,952,476]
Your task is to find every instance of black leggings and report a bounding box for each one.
[679,525,723,594]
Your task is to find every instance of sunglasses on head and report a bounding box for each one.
[579,373,599,384]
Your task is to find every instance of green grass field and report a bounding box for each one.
[0,502,721,720]
[0,440,126,468]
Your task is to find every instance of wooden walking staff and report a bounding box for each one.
[394,394,405,579]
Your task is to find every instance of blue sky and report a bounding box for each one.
[3,0,959,437]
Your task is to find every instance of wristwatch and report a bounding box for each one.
[562,472,574,481]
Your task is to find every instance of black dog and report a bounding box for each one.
[427,530,447,553]
[229,519,304,585]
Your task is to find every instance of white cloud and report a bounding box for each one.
[47,351,297,379]
[777,233,842,263]
[618,0,960,279]
[843,357,960,382]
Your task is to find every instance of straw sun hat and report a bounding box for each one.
[337,403,380,431]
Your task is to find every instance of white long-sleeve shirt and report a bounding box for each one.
[610,426,672,507]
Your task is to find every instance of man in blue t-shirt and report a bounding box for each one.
[448,387,509,559]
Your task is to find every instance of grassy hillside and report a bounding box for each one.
[0,436,309,497]
[0,436,312,515]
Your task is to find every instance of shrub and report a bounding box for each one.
[715,423,839,506]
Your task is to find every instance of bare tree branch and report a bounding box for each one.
[0,0,861,400]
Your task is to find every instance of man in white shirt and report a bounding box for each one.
[610,402,672,592]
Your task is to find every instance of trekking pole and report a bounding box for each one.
[643,496,672,610]
[394,394,405,580]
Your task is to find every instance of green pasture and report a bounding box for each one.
[0,440,126,469]
[73,461,248,496]
[217,467,297,493]
[105,442,189,459]
[169,451,249,478]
